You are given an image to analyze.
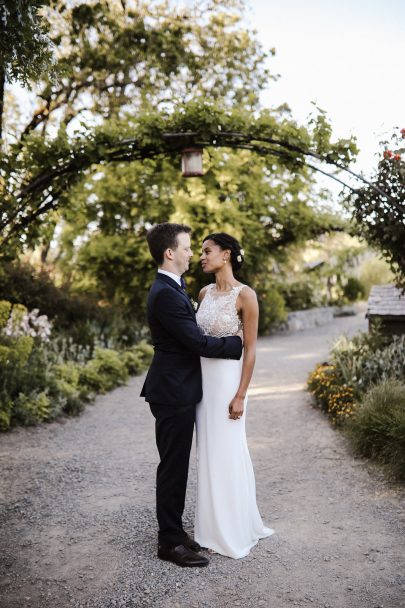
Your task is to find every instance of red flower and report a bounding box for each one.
[383,150,393,159]
[401,128,405,138]
[394,154,401,161]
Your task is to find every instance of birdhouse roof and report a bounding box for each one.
[366,284,405,318]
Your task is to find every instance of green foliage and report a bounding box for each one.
[0,300,11,328]
[121,350,144,376]
[344,379,405,481]
[0,0,355,260]
[78,365,104,395]
[0,297,152,430]
[0,398,12,431]
[349,129,405,289]
[308,326,405,479]
[342,276,366,302]
[279,277,320,311]
[80,348,128,393]
[124,340,154,372]
[0,1,53,84]
[0,262,148,349]
[358,255,395,297]
[257,286,287,334]
[0,261,105,325]
[77,341,152,394]
[330,331,405,397]
[0,0,358,343]
[12,391,50,426]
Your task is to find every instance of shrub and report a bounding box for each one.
[79,348,128,393]
[343,276,366,302]
[344,379,405,481]
[0,397,12,431]
[13,391,51,426]
[280,278,320,312]
[0,262,108,333]
[93,347,128,385]
[258,287,287,334]
[78,365,105,394]
[49,362,86,416]
[359,256,394,297]
[0,300,12,329]
[307,363,338,412]
[132,339,154,365]
[307,363,355,423]
[327,385,355,423]
[122,350,145,375]
[331,331,405,397]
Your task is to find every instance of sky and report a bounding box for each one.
[244,0,404,180]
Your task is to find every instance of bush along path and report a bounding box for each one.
[0,299,153,431]
[308,329,405,481]
[0,313,404,608]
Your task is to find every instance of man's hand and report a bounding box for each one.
[228,395,244,420]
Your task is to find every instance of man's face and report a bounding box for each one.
[170,232,193,275]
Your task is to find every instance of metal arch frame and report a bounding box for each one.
[162,130,401,208]
[2,127,402,246]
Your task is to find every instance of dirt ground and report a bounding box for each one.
[0,312,404,608]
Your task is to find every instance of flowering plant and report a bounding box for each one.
[2,305,52,341]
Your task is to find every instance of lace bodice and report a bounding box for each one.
[196,284,246,337]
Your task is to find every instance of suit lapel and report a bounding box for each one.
[155,273,196,316]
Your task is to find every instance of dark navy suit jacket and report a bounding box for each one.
[140,273,242,405]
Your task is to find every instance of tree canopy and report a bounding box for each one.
[348,128,405,289]
[3,0,402,323]
[0,0,54,139]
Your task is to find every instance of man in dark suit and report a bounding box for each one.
[141,222,242,567]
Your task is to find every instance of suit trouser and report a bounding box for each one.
[149,402,196,546]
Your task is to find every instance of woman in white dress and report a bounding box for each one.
[194,232,274,559]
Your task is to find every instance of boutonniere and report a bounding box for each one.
[189,297,198,312]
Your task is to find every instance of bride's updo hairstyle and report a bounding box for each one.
[203,232,244,272]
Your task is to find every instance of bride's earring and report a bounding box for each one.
[223,259,227,264]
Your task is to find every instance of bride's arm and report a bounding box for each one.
[228,287,258,421]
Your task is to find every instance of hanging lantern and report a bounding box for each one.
[181,147,203,177]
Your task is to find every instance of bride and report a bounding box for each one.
[194,232,274,559]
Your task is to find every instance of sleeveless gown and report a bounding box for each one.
[194,284,274,559]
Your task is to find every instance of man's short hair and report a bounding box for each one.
[146,222,192,265]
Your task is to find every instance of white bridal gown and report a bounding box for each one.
[195,284,274,559]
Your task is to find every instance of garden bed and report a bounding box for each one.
[307,327,405,481]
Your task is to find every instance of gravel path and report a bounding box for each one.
[1,313,404,608]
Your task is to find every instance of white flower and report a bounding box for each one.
[240,249,244,256]
[2,306,52,341]
[190,298,198,312]
[237,255,242,262]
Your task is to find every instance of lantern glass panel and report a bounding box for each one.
[182,149,203,176]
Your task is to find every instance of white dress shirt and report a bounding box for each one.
[158,269,182,286]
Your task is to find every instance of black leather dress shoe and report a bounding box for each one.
[183,536,201,552]
[158,544,209,567]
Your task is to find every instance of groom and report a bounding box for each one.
[141,222,242,567]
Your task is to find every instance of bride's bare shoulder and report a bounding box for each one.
[237,285,258,307]
[238,284,257,298]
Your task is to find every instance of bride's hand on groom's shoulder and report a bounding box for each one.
[228,396,244,420]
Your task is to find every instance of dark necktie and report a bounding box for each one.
[180,276,186,291]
